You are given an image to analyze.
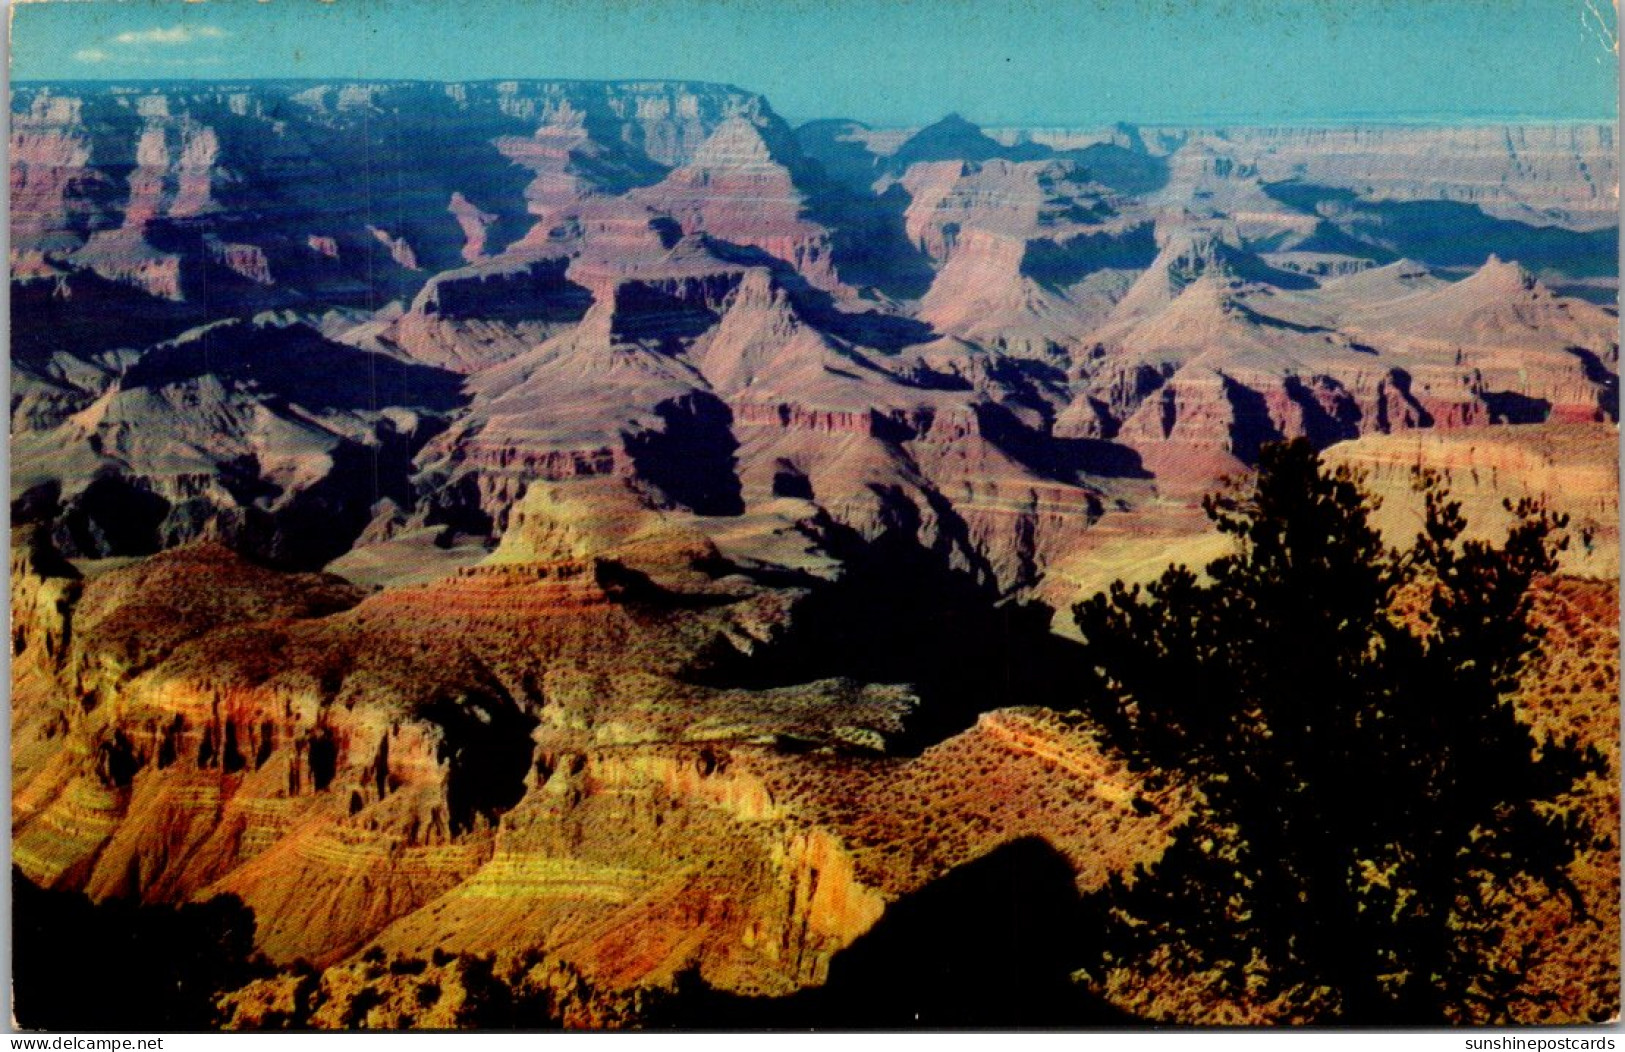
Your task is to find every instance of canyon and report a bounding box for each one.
[9,79,1620,1026]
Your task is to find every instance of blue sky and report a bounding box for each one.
[9,0,1619,126]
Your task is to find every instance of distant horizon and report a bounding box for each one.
[8,77,1619,133]
[9,0,1618,127]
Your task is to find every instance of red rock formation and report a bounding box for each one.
[205,237,274,285]
[632,118,843,293]
[448,192,499,262]
[1068,247,1616,474]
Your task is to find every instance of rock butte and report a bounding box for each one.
[9,79,1620,1025]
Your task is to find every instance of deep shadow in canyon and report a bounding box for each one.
[652,837,1140,1029]
[689,526,1093,754]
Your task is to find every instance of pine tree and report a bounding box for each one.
[1072,439,1600,1023]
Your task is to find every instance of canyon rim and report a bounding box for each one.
[8,0,1621,1030]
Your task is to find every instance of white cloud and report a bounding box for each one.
[110,25,228,46]
[75,23,230,64]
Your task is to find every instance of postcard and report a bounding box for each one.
[9,0,1619,1030]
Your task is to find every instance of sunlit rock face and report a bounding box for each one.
[10,79,1619,1025]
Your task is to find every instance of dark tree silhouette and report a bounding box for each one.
[13,868,263,1030]
[1071,439,1600,1024]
